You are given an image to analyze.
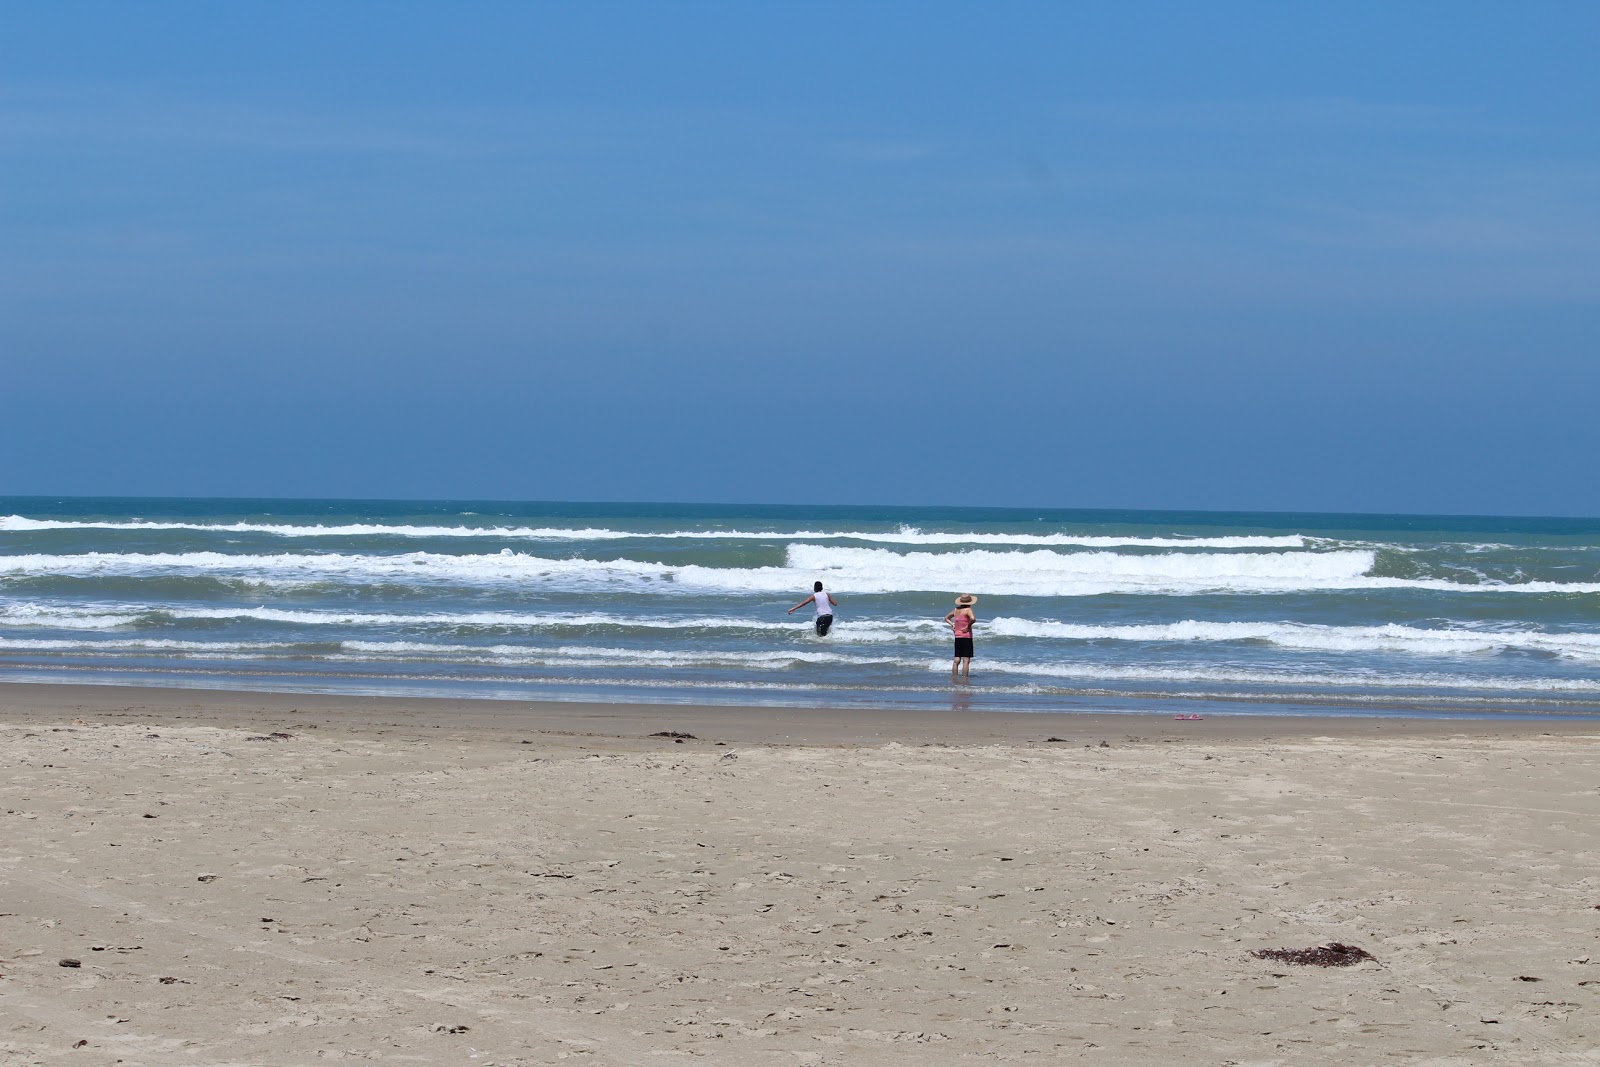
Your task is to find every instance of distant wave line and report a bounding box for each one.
[0,515,1307,549]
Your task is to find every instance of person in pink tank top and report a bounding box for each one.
[945,594,977,683]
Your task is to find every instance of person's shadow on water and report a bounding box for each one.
[949,687,974,714]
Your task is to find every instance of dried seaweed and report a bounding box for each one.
[650,731,697,740]
[1250,943,1376,967]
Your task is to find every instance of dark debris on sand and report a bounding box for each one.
[1250,943,1376,967]
[650,731,697,741]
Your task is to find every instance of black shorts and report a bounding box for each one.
[953,637,974,658]
[815,614,833,637]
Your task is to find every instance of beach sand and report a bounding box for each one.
[1,683,1597,1065]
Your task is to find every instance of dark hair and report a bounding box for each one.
[813,581,824,592]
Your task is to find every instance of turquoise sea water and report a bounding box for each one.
[3,497,1599,719]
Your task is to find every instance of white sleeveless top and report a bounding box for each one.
[814,591,832,615]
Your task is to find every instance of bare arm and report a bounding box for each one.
[787,594,816,615]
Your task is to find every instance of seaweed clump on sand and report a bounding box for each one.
[1250,943,1376,967]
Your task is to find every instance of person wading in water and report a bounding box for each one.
[945,594,977,683]
[788,581,839,636]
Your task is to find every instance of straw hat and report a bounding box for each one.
[954,594,977,607]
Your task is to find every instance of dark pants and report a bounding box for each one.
[815,614,833,637]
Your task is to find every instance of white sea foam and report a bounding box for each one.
[332,641,909,671]
[781,545,1390,596]
[964,658,1600,693]
[763,544,1600,596]
[0,516,635,540]
[0,633,904,670]
[0,636,308,653]
[4,544,1600,597]
[825,529,1308,548]
[984,617,1600,659]
[0,514,1307,549]
[0,550,685,589]
[0,599,940,641]
[0,634,860,669]
[0,601,149,630]
[0,601,817,633]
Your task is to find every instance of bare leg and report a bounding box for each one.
[951,656,960,683]
[957,656,971,683]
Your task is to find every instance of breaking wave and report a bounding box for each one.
[7,544,1594,597]
[983,618,1600,659]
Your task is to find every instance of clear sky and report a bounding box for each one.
[3,2,1597,514]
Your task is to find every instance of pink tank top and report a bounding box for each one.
[952,612,973,638]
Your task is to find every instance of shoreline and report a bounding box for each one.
[3,679,1596,746]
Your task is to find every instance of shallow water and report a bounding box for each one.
[3,497,1599,718]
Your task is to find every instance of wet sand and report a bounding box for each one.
[2,682,1597,1065]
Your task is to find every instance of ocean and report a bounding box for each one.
[2,497,1599,719]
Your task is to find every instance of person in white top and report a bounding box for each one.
[787,581,839,636]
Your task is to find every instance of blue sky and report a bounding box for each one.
[3,2,1597,514]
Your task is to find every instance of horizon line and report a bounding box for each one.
[1,493,1596,525]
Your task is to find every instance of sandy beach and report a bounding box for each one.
[2,683,1597,1066]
